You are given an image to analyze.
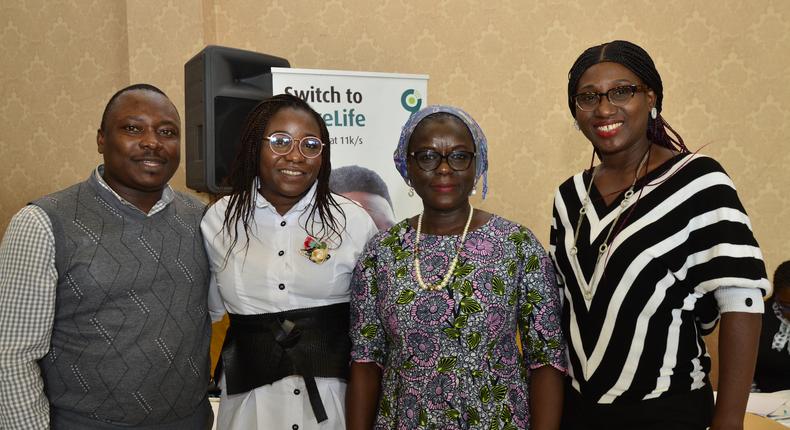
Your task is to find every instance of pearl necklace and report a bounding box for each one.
[570,149,650,301]
[414,205,474,291]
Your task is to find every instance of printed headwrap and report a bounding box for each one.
[393,105,489,199]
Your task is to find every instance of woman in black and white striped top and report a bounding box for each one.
[551,40,770,430]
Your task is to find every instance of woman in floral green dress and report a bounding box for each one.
[346,105,566,430]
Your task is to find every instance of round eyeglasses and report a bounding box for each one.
[573,84,649,112]
[408,150,476,172]
[265,132,325,159]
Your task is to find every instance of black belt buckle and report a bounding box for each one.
[274,319,302,348]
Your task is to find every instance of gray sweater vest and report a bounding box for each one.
[32,174,211,426]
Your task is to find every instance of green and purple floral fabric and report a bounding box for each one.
[350,215,566,430]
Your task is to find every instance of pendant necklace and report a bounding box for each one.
[414,204,474,291]
[570,148,650,301]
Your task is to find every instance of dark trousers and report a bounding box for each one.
[561,382,714,430]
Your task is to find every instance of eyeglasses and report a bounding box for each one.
[573,85,649,112]
[408,150,476,172]
[265,132,325,159]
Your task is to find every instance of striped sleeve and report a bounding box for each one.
[681,157,770,299]
[0,205,57,429]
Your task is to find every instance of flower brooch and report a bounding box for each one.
[300,235,331,264]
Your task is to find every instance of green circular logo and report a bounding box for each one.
[401,89,422,114]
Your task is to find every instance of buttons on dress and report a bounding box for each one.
[293,389,300,395]
[278,283,285,290]
[745,298,753,306]
[292,425,299,430]
[280,221,286,227]
[278,250,284,256]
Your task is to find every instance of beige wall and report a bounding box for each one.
[1,0,789,276]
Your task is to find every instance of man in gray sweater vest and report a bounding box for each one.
[0,84,212,429]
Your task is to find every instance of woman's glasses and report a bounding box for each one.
[265,132,324,159]
[573,84,649,112]
[408,150,475,172]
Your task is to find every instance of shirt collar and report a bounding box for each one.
[253,179,318,216]
[94,165,175,216]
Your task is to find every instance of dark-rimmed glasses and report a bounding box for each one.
[408,150,476,171]
[265,132,325,159]
[573,85,649,112]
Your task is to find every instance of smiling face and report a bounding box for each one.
[574,61,656,157]
[97,89,180,202]
[407,116,476,213]
[258,107,323,213]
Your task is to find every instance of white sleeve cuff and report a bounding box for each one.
[714,286,764,314]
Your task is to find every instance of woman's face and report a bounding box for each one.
[258,107,323,207]
[574,61,656,157]
[407,117,476,213]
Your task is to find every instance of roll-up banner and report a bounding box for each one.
[271,68,428,230]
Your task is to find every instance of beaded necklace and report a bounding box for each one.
[414,205,474,291]
[571,149,650,301]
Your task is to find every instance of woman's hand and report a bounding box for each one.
[346,361,383,430]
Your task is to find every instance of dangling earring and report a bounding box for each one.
[408,187,415,197]
[470,187,477,196]
[650,107,658,119]
[573,120,580,130]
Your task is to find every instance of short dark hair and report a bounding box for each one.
[330,165,393,208]
[567,40,688,154]
[100,83,170,131]
[775,261,790,291]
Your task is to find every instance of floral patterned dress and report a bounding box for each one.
[350,215,566,429]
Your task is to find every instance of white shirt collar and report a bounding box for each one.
[253,179,318,216]
[94,165,175,216]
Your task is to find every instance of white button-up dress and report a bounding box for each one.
[201,184,378,430]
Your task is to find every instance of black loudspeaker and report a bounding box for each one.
[185,45,290,194]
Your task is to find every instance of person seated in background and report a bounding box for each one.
[754,261,790,392]
[330,164,397,230]
[0,84,213,429]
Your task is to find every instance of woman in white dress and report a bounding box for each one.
[201,94,378,429]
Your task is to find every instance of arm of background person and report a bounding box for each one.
[711,310,761,430]
[345,361,382,430]
[0,205,58,429]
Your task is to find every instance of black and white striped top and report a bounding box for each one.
[550,153,769,404]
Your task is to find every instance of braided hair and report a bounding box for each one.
[567,40,689,153]
[220,93,345,257]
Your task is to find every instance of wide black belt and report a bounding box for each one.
[218,302,351,423]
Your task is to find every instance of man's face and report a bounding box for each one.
[341,190,396,230]
[97,90,180,199]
